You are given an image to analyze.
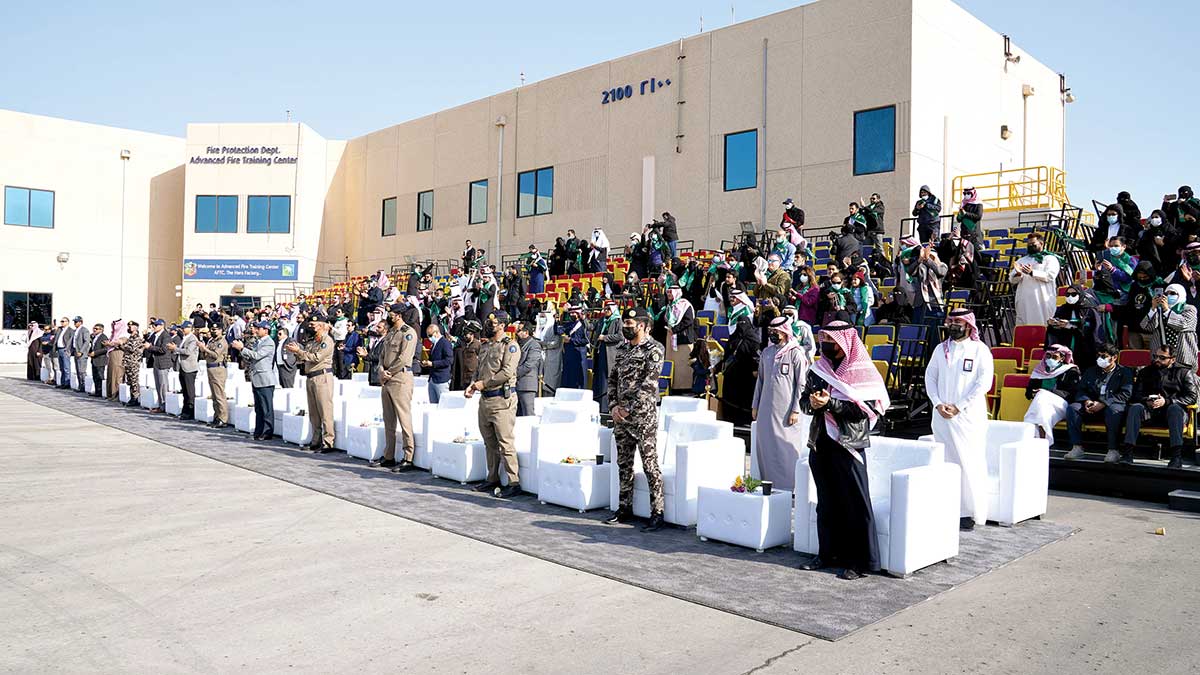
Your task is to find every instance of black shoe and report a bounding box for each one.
[837,568,865,581]
[959,517,975,531]
[317,446,338,454]
[392,460,417,472]
[1168,455,1184,469]
[179,415,194,421]
[799,557,826,571]
[641,512,665,532]
[369,458,398,468]
[604,507,633,524]
[212,422,229,429]
[473,481,501,493]
[252,434,264,441]
[1118,450,1135,465]
[496,484,522,498]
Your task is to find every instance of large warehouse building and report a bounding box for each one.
[1,0,1068,337]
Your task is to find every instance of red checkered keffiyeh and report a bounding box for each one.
[811,322,890,445]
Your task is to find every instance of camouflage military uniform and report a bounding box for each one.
[608,334,666,514]
[120,333,145,399]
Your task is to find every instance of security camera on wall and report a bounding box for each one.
[1000,125,1013,141]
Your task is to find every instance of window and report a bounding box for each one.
[2,291,53,330]
[381,197,397,236]
[247,195,291,233]
[4,186,54,228]
[416,190,434,232]
[194,195,238,233]
[468,179,488,224]
[723,130,758,191]
[853,105,896,175]
[517,167,553,217]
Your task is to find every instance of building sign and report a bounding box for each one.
[183,258,299,281]
[189,145,298,166]
[601,77,671,105]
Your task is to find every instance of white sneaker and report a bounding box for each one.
[1103,449,1120,463]
[1064,446,1086,460]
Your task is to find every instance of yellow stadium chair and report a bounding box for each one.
[992,359,1022,388]
[997,387,1028,422]
[873,359,891,386]
[864,333,890,352]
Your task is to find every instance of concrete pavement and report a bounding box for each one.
[1,378,1197,674]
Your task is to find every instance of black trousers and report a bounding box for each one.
[180,371,197,418]
[810,436,881,573]
[252,385,275,437]
[91,363,105,395]
[278,364,296,389]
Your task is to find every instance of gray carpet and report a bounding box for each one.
[1,377,1076,641]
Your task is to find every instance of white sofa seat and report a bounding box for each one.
[431,439,487,483]
[346,424,386,460]
[351,372,369,383]
[165,392,184,416]
[232,405,256,434]
[338,396,382,450]
[524,413,609,494]
[139,388,158,410]
[553,388,593,402]
[119,383,132,403]
[418,406,481,471]
[919,420,1048,527]
[272,388,304,431]
[657,396,709,432]
[232,382,253,407]
[793,436,961,577]
[195,397,215,424]
[539,461,612,512]
[282,412,313,445]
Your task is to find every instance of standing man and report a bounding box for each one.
[605,307,666,532]
[287,318,336,452]
[232,322,278,440]
[118,321,144,407]
[1009,233,1060,328]
[591,300,622,413]
[912,185,943,243]
[560,303,589,390]
[275,326,300,389]
[526,245,548,294]
[751,316,809,491]
[71,316,89,392]
[145,319,173,412]
[422,323,453,404]
[466,311,522,497]
[52,317,74,389]
[189,303,209,330]
[104,320,127,401]
[515,320,544,416]
[358,321,389,386]
[924,309,994,530]
[86,323,109,397]
[168,321,200,420]
[198,326,230,428]
[371,304,418,471]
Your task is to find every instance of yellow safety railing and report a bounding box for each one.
[951,166,1072,213]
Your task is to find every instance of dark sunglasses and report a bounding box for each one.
[1153,354,1173,362]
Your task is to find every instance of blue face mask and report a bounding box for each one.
[1108,246,1123,257]
[1107,215,1119,225]
[1044,358,1061,370]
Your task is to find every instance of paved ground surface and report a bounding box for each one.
[2,369,1198,674]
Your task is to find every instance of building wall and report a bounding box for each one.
[0,110,184,335]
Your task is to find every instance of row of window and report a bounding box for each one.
[2,291,53,330]
[380,167,555,236]
[4,186,55,228]
[194,195,292,234]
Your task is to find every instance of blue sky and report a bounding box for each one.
[2,0,1195,213]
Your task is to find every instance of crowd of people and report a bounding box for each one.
[15,184,1200,581]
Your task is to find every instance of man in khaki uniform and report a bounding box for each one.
[287,318,336,452]
[370,303,418,472]
[466,310,521,498]
[197,327,230,428]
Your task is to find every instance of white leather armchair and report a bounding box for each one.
[415,393,480,470]
[793,436,961,577]
[519,405,606,492]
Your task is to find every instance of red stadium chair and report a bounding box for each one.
[990,346,1026,370]
[1013,325,1046,361]
[1119,350,1151,369]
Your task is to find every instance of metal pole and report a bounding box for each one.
[496,121,505,262]
[760,38,768,234]
[120,157,127,317]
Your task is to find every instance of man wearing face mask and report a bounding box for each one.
[752,316,810,491]
[514,321,543,416]
[287,318,337,452]
[605,307,667,532]
[560,303,590,390]
[466,310,522,497]
[754,254,792,302]
[1167,241,1200,305]
[1117,261,1164,349]
[770,230,797,271]
[1009,233,1060,328]
[662,286,696,391]
[925,309,995,530]
[912,185,943,244]
[357,320,388,386]
[906,244,947,328]
[1140,283,1199,371]
[370,304,418,471]
[1121,345,1198,467]
[1089,205,1133,253]
[1160,185,1200,233]
[591,301,622,412]
[1063,343,1133,461]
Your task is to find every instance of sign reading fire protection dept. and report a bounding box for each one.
[183,259,298,281]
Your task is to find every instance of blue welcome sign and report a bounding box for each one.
[183,258,299,281]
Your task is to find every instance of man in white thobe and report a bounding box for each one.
[751,316,810,491]
[1009,233,1060,327]
[925,309,994,530]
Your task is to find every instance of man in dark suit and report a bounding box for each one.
[358,321,389,386]
[144,319,174,412]
[70,316,90,392]
[275,325,300,388]
[422,323,454,403]
[86,323,109,397]
[51,317,75,389]
[515,321,544,416]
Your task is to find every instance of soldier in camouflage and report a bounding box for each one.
[118,320,145,407]
[604,306,667,532]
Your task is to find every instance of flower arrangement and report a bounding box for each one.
[730,474,763,494]
[560,456,581,464]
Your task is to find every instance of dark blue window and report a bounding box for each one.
[248,195,291,233]
[195,195,237,233]
[5,186,54,228]
[517,167,553,217]
[854,106,896,175]
[723,130,757,192]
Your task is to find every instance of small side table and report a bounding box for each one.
[431,440,488,484]
[538,461,612,512]
[696,487,793,553]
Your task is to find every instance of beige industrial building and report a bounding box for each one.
[1,0,1069,338]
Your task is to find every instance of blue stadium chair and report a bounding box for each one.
[866,325,895,340]
[871,344,898,362]
[712,324,732,342]
[696,309,716,325]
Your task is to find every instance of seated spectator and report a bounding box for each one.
[770,230,797,271]
[874,288,912,326]
[1046,284,1102,370]
[1117,261,1166,349]
[1023,345,1081,439]
[1121,345,1198,467]
[1166,242,1200,307]
[753,254,792,302]
[1140,283,1199,370]
[1092,236,1136,308]
[818,272,856,327]
[905,244,947,328]
[848,273,874,327]
[1161,185,1200,233]
[832,224,862,271]
[792,265,820,326]
[1089,204,1136,254]
[1063,343,1132,460]
[1132,211,1174,279]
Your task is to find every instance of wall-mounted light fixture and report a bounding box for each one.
[1003,34,1021,64]
[1000,125,1013,141]
[56,252,70,264]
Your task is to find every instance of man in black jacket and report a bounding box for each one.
[659,212,679,259]
[1063,343,1133,461]
[1120,345,1198,467]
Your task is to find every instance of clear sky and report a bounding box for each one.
[1,0,1195,214]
